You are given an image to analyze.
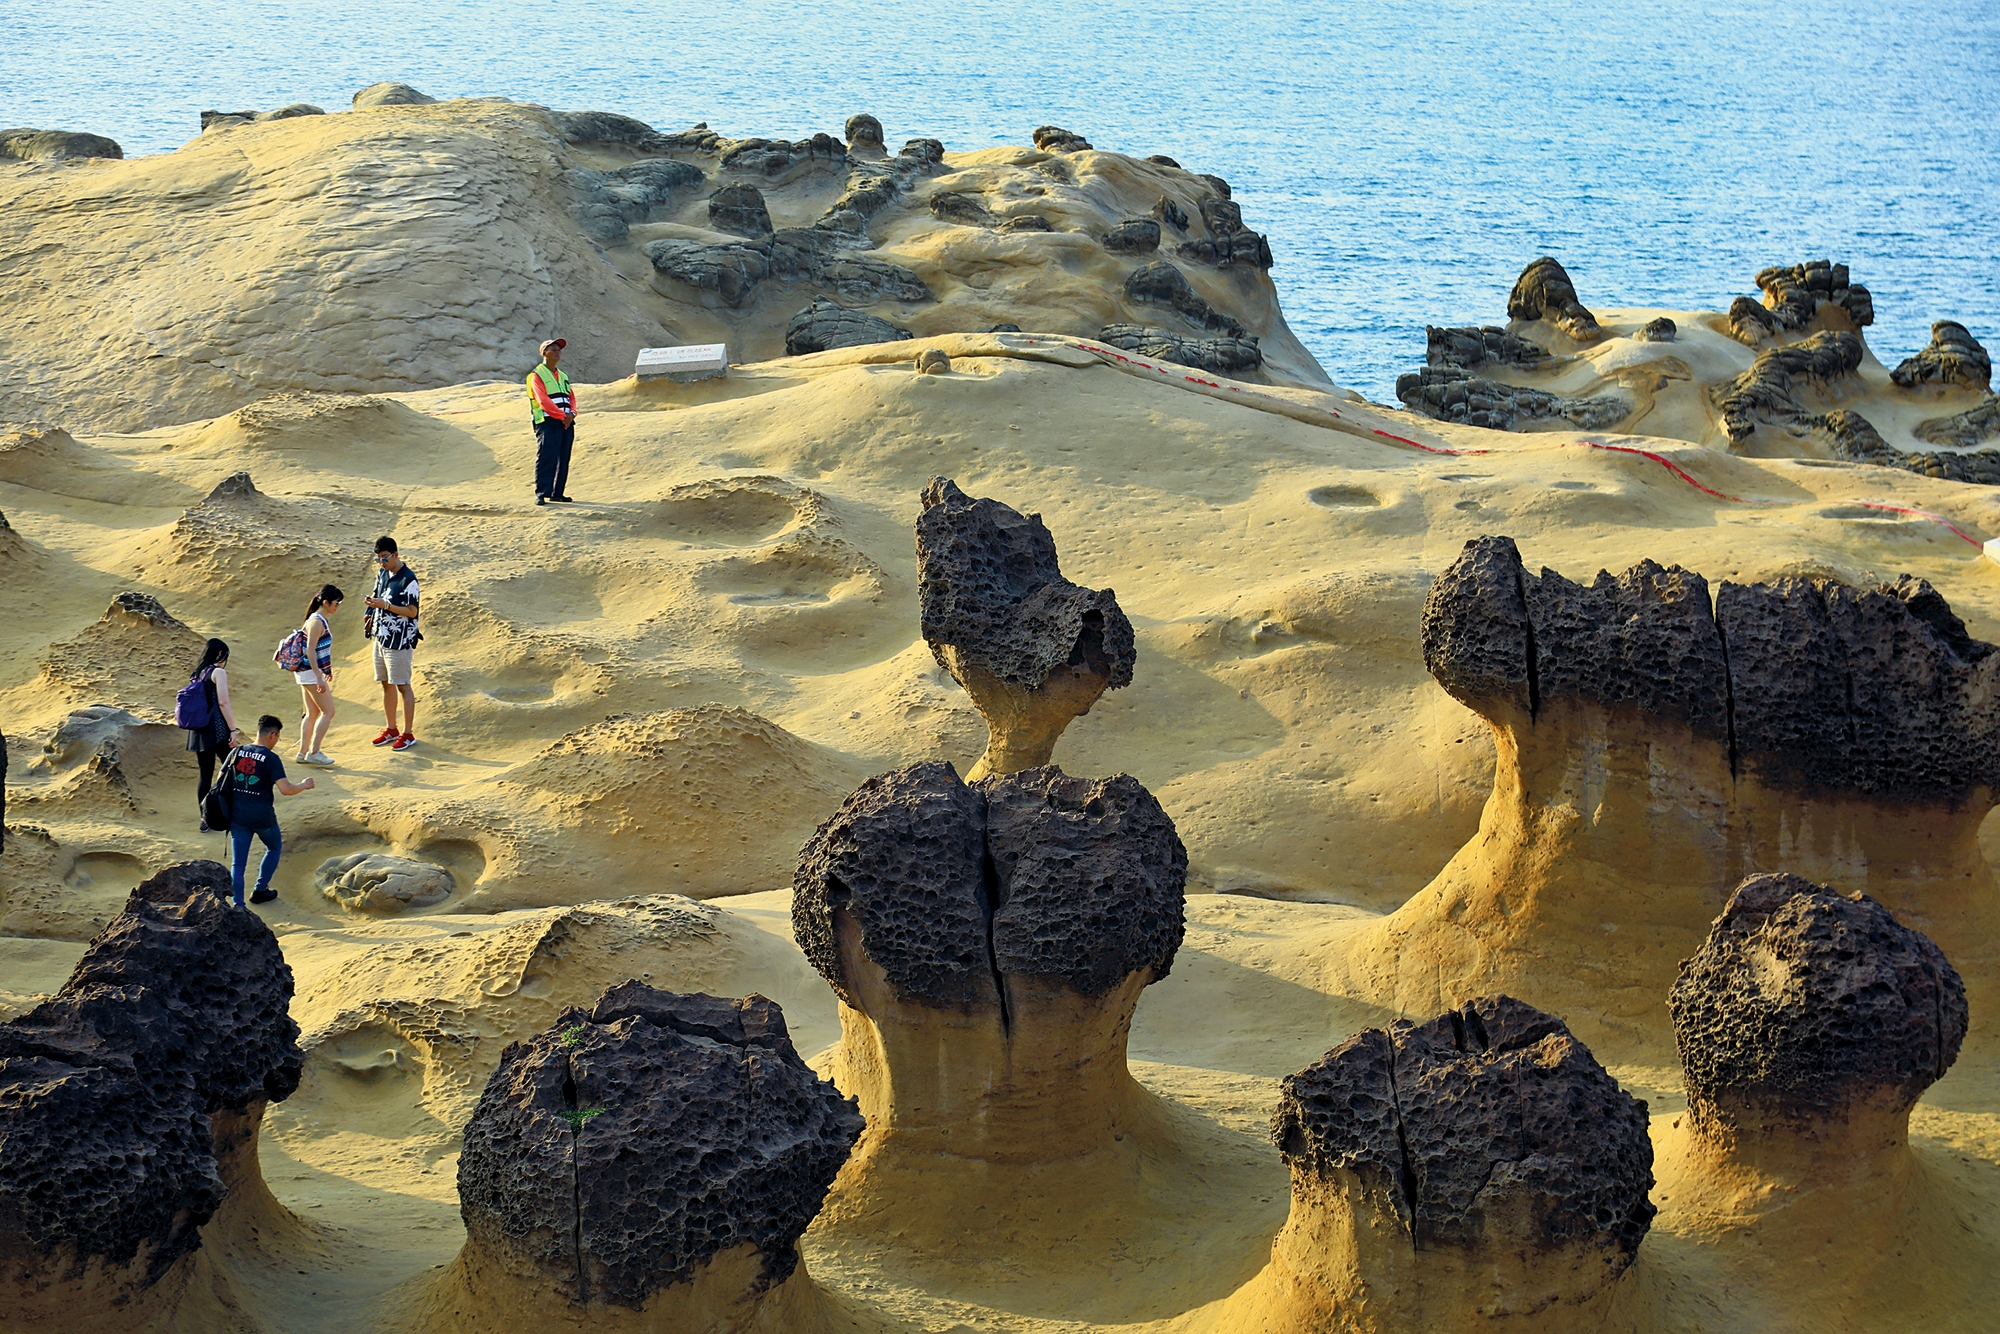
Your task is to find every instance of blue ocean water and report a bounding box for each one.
[15,1,2000,399]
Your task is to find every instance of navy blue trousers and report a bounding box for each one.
[534,419,574,498]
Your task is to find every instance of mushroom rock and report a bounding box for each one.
[1245,996,1654,1331]
[1506,256,1602,343]
[1890,320,1992,392]
[843,113,885,155]
[1635,316,1677,342]
[792,761,1185,1168]
[1654,875,1968,1315]
[0,861,304,1332]
[1715,329,1865,443]
[1032,124,1092,153]
[1344,535,1999,1056]
[915,476,1137,779]
[422,984,861,1333]
[1754,259,1875,333]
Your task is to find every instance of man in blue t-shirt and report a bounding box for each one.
[227,714,315,908]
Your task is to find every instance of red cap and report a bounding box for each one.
[539,338,567,354]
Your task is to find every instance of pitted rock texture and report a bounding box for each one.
[1425,324,1553,372]
[1,128,124,161]
[67,862,305,1109]
[791,762,995,1011]
[981,768,1188,994]
[1032,125,1092,153]
[1635,316,1677,342]
[1755,260,1875,332]
[794,762,1186,1007]
[0,861,301,1281]
[916,476,1137,690]
[1176,196,1274,270]
[1395,365,1627,431]
[457,985,860,1308]
[1122,261,1247,336]
[1273,996,1654,1261]
[1814,407,2000,485]
[1506,257,1602,342]
[783,297,914,356]
[708,183,774,238]
[1891,320,1992,391]
[1097,323,1263,374]
[1715,329,1865,442]
[1424,535,2000,797]
[1670,873,1967,1129]
[1914,394,2000,449]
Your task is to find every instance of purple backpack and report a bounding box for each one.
[175,667,215,730]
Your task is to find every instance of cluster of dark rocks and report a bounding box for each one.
[1274,995,1654,1266]
[458,984,859,1309]
[1507,256,1602,342]
[793,761,1187,1013]
[1891,320,1992,391]
[1813,407,2000,485]
[1396,366,1627,431]
[1670,872,1965,1138]
[1424,324,1555,373]
[0,128,123,162]
[1176,195,1274,270]
[1714,328,1864,442]
[1635,316,1677,342]
[1727,260,1874,346]
[1032,125,1093,153]
[0,863,302,1290]
[1422,534,2000,798]
[1122,260,1247,337]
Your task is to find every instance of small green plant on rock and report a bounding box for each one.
[559,1025,586,1049]
[558,1106,608,1132]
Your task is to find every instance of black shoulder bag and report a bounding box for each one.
[203,747,241,831]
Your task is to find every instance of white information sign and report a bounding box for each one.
[635,344,729,382]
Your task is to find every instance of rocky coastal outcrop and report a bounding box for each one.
[784,296,913,355]
[1248,996,1653,1328]
[0,128,123,161]
[1891,320,1992,391]
[1344,535,1999,1054]
[1507,257,1602,342]
[1914,394,2000,450]
[916,477,1137,779]
[1726,261,1875,347]
[0,862,303,1331]
[1715,329,1864,442]
[1396,366,1628,431]
[1814,407,2000,484]
[1096,324,1264,373]
[412,984,859,1331]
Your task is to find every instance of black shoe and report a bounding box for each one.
[250,889,278,905]
[552,494,574,502]
[536,495,548,506]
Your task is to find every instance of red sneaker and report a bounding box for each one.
[372,726,399,746]
[391,733,418,751]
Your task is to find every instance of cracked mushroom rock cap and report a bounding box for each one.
[1274,996,1654,1260]
[457,986,861,1308]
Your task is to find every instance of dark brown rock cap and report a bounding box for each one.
[1423,536,2000,798]
[916,476,1137,690]
[0,861,299,1282]
[1507,257,1601,340]
[456,985,861,1309]
[1670,873,1967,1130]
[1273,996,1654,1264]
[792,762,1186,1010]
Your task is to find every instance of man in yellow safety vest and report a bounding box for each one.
[527,337,577,505]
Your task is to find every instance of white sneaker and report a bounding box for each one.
[302,751,336,766]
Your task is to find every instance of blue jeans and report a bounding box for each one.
[230,819,282,906]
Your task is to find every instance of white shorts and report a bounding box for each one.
[295,668,332,687]
[373,643,414,686]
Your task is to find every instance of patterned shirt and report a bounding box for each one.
[371,563,421,651]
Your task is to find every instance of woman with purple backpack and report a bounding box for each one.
[180,637,242,830]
